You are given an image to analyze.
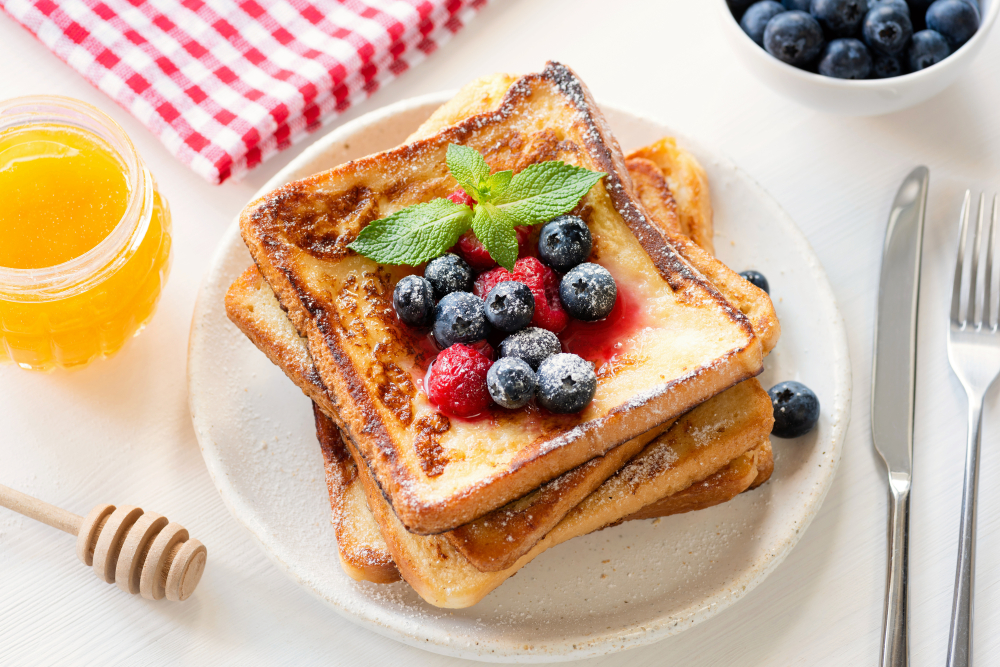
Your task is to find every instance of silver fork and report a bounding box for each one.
[946,191,1000,667]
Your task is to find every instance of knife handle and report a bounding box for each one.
[880,473,910,667]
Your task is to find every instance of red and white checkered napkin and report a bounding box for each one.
[2,0,489,183]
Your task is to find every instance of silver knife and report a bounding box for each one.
[872,166,929,667]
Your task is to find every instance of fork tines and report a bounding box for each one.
[952,191,1000,331]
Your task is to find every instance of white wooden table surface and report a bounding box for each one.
[3,1,1000,664]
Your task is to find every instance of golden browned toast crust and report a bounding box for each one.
[443,421,670,572]
[239,61,763,534]
[314,404,400,583]
[224,266,329,408]
[627,156,780,355]
[624,440,772,521]
[627,138,714,254]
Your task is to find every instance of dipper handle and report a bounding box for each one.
[0,484,206,601]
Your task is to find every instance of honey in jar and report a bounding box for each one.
[0,96,171,371]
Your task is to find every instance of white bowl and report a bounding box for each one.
[717,0,998,115]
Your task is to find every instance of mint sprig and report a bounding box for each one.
[347,199,473,266]
[347,143,605,271]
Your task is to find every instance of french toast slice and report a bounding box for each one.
[226,133,779,570]
[622,440,772,522]
[239,61,764,534]
[350,376,773,607]
[310,396,771,584]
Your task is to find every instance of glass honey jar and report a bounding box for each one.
[0,96,172,371]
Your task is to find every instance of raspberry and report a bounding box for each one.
[454,230,497,272]
[452,226,534,273]
[426,344,493,418]
[474,266,513,299]
[511,257,570,333]
[446,188,476,208]
[473,258,569,333]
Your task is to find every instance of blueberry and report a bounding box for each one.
[538,215,593,273]
[782,0,811,10]
[559,263,617,322]
[764,11,825,67]
[432,291,490,348]
[499,327,562,370]
[424,253,473,300]
[926,0,979,49]
[487,357,537,409]
[741,1,787,45]
[863,4,913,54]
[908,29,950,69]
[536,354,597,414]
[729,0,759,19]
[768,381,821,438]
[818,38,873,78]
[871,52,906,77]
[484,281,535,332]
[810,0,869,37]
[739,270,771,294]
[392,275,435,327]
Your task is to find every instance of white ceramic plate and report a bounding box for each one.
[188,93,851,663]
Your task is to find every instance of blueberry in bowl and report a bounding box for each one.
[908,28,951,68]
[818,37,873,77]
[926,0,981,48]
[742,1,788,43]
[720,0,996,115]
[863,3,914,54]
[768,381,820,438]
[811,0,870,37]
[764,11,826,65]
[871,52,906,76]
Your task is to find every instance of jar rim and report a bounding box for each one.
[0,95,151,301]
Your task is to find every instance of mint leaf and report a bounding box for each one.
[347,199,473,265]
[472,203,519,271]
[492,161,605,225]
[486,169,513,199]
[447,144,491,201]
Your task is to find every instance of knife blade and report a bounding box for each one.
[872,165,929,667]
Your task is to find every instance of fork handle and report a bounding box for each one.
[881,473,910,667]
[947,397,985,667]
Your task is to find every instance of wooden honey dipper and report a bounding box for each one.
[0,484,206,601]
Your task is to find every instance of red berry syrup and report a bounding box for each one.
[560,281,645,366]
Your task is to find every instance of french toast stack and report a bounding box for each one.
[225,62,780,608]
